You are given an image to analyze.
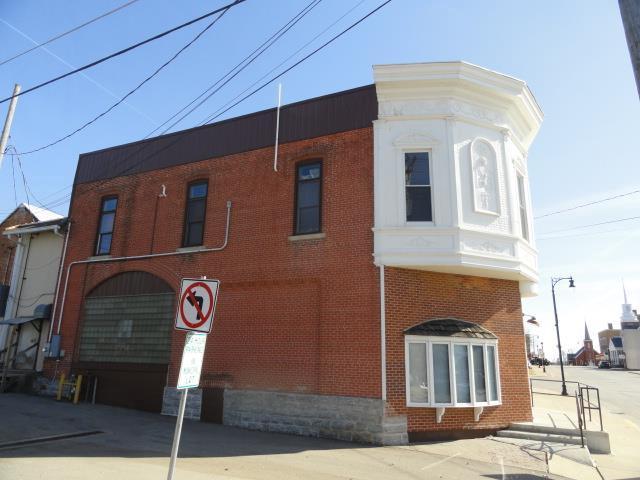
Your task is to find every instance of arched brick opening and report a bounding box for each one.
[75,271,175,413]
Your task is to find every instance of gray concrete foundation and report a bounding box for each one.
[223,389,408,445]
[161,387,202,420]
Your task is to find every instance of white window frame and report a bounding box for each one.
[404,335,501,408]
[402,149,435,226]
[515,171,530,242]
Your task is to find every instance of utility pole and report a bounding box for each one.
[0,84,21,170]
[620,0,640,98]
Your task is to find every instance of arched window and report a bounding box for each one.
[404,318,500,408]
[79,271,174,364]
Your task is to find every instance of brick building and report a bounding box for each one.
[45,62,542,444]
[571,323,597,366]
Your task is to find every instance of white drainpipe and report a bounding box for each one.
[380,264,386,401]
[51,201,232,341]
[47,221,72,342]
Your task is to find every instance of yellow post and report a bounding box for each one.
[56,373,65,401]
[73,375,82,404]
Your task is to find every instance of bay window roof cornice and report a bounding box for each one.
[404,318,497,339]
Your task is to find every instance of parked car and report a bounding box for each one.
[598,361,611,369]
[529,357,550,366]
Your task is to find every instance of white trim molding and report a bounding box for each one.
[373,61,542,297]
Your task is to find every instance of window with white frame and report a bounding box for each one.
[404,152,432,222]
[516,173,529,241]
[404,320,500,408]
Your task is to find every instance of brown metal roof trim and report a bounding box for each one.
[74,84,378,185]
[404,318,498,339]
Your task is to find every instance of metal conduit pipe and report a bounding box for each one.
[48,222,72,342]
[50,201,232,342]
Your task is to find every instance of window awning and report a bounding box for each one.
[0,304,52,326]
[404,318,497,339]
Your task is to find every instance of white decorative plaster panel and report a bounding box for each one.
[470,138,500,215]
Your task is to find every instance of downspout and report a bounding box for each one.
[47,221,71,342]
[379,264,386,401]
[52,201,232,340]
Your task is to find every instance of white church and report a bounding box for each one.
[617,286,640,369]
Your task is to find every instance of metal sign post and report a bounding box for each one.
[167,388,188,480]
[167,286,213,480]
[167,332,207,480]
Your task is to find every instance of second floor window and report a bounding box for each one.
[96,197,117,255]
[183,181,208,247]
[405,152,432,222]
[294,161,322,235]
[516,173,529,241]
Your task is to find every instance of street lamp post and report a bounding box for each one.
[551,276,575,396]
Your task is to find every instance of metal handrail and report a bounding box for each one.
[579,385,604,431]
[575,392,585,447]
[530,377,604,432]
[529,377,583,406]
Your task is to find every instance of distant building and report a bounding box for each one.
[0,215,67,376]
[599,323,621,360]
[623,329,640,369]
[571,323,597,366]
[620,284,639,330]
[617,284,640,369]
[609,337,624,367]
[0,204,60,322]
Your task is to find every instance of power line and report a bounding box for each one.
[148,0,323,138]
[18,6,232,155]
[537,224,640,241]
[0,0,246,105]
[112,0,393,181]
[202,0,392,126]
[200,0,368,125]
[10,155,18,207]
[534,189,640,219]
[4,0,391,213]
[539,215,640,236]
[1,16,157,125]
[0,0,141,67]
[17,0,324,212]
[7,145,47,208]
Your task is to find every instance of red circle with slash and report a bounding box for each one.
[179,281,214,329]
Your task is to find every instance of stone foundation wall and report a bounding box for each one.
[223,389,407,445]
[161,387,202,420]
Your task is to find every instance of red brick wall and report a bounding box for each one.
[0,207,37,286]
[384,267,532,433]
[46,127,382,398]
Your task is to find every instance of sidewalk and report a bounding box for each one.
[528,383,640,480]
[0,393,566,480]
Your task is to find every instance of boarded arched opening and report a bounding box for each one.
[77,271,175,412]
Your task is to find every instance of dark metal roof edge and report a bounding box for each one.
[403,317,498,339]
[78,84,376,160]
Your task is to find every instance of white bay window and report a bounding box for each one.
[404,319,501,409]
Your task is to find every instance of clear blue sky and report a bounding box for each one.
[1,0,639,358]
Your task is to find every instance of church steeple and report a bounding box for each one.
[584,322,591,341]
[621,280,639,328]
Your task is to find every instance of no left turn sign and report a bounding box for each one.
[175,278,220,333]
